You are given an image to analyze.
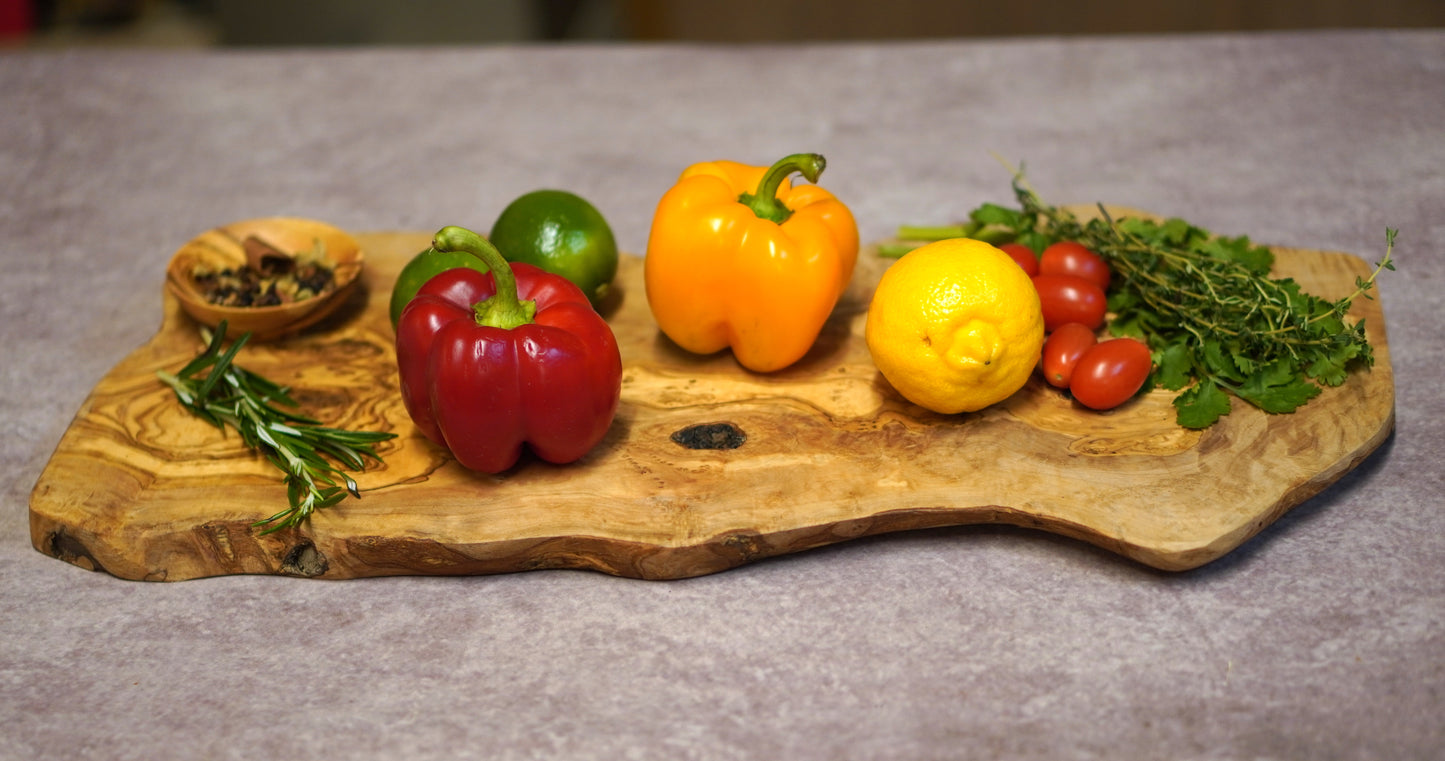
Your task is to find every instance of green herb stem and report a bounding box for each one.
[896,224,977,241]
[876,242,922,258]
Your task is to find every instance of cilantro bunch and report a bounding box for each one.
[955,176,1395,429]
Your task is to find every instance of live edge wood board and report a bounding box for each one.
[30,212,1395,581]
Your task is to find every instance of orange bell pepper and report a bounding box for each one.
[643,153,859,373]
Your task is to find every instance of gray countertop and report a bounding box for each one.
[2,30,1442,760]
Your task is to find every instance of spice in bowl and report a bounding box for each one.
[193,236,336,308]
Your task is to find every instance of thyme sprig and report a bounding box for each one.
[156,321,396,533]
[894,172,1395,428]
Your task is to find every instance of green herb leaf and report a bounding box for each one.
[1016,230,1051,255]
[1155,344,1195,391]
[1175,379,1233,429]
[1235,360,1323,413]
[1306,341,1362,387]
[969,203,1026,227]
[1201,339,1244,383]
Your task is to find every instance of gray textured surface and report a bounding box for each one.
[2,31,1442,760]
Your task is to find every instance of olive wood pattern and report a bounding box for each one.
[30,215,1395,581]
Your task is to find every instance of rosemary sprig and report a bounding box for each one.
[156,320,396,533]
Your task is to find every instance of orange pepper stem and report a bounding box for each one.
[739,152,827,225]
[432,225,537,329]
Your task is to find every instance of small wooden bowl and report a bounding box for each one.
[165,217,364,341]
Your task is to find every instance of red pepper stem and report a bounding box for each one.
[432,225,537,329]
[739,152,826,225]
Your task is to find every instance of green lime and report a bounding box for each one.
[488,189,618,309]
[389,247,491,328]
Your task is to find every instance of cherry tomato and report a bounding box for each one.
[1040,241,1110,291]
[1041,322,1097,389]
[1031,274,1107,332]
[1070,338,1152,410]
[998,243,1039,277]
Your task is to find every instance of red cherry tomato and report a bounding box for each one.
[1040,241,1110,291]
[1041,322,1097,389]
[1032,275,1107,332]
[998,243,1039,277]
[1070,338,1152,410]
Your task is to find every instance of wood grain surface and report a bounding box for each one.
[29,218,1396,581]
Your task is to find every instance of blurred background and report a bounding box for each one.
[4,0,1443,47]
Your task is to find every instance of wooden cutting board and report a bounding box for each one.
[29,217,1395,581]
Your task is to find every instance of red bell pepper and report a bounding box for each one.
[396,225,623,474]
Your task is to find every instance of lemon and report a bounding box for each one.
[865,238,1045,413]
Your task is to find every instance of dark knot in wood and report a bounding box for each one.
[670,422,747,450]
[46,529,105,573]
[280,541,329,577]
